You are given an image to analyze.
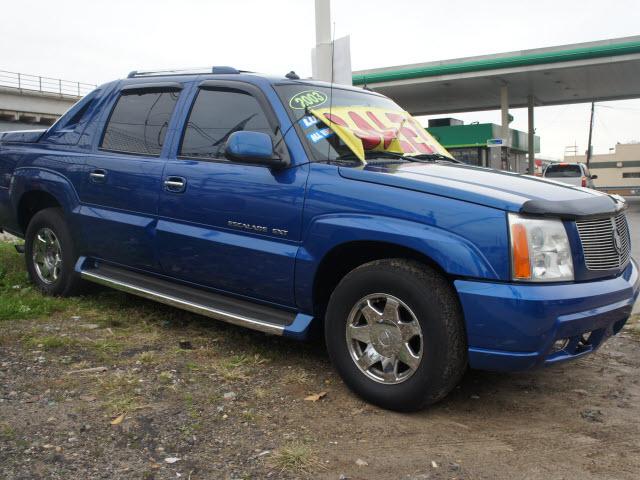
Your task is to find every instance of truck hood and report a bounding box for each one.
[339,161,625,219]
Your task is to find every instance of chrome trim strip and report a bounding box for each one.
[80,269,285,336]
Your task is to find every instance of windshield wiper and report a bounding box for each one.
[338,151,463,164]
[409,153,463,164]
[337,151,409,161]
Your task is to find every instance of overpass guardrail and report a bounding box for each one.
[0,70,95,97]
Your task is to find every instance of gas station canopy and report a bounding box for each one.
[352,36,640,115]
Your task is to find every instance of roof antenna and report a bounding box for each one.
[285,71,300,80]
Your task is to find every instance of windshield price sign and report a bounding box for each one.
[310,106,452,162]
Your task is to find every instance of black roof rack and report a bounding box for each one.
[127,66,241,79]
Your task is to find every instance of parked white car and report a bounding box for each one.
[543,162,598,188]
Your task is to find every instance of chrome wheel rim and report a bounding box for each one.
[32,227,62,285]
[345,293,423,385]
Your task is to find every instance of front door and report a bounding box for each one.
[77,83,182,270]
[156,82,307,306]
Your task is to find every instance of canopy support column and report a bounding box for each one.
[500,85,510,170]
[528,95,535,175]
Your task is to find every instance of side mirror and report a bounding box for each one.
[590,174,598,180]
[225,131,288,169]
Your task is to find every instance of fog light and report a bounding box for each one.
[578,332,593,347]
[551,338,569,353]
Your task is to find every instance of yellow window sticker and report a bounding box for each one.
[309,106,452,162]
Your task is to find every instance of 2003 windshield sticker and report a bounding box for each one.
[289,90,328,110]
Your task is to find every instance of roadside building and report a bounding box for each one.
[426,118,540,173]
[564,142,640,196]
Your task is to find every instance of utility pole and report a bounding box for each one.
[586,101,595,168]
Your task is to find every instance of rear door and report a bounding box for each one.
[156,81,308,306]
[76,82,182,270]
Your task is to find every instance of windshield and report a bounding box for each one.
[545,164,582,177]
[274,84,452,165]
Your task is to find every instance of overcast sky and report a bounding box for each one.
[2,0,639,159]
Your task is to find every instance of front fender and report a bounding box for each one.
[294,213,501,312]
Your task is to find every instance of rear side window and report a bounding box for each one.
[180,88,273,160]
[545,164,582,177]
[101,90,180,155]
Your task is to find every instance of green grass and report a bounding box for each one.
[0,243,74,321]
[270,442,324,476]
[0,241,172,325]
[95,372,143,415]
[0,423,16,441]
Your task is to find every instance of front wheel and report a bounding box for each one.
[325,259,467,411]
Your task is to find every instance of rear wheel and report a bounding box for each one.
[325,259,467,411]
[24,208,84,297]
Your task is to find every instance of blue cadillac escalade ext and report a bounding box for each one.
[0,67,637,411]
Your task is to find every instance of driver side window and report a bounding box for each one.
[179,88,273,160]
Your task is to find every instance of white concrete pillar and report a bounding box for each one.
[315,0,331,45]
[313,0,333,82]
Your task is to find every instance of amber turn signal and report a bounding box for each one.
[511,223,531,279]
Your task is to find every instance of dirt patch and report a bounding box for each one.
[2,315,639,480]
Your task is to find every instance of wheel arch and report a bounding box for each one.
[296,213,499,318]
[11,168,80,234]
[311,240,449,318]
[17,190,62,232]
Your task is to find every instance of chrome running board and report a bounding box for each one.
[78,260,297,336]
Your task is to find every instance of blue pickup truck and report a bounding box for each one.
[0,67,638,411]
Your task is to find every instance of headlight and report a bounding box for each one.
[508,213,574,282]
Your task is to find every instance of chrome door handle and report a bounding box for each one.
[89,169,107,183]
[164,176,186,193]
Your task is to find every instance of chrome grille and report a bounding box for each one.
[576,212,631,270]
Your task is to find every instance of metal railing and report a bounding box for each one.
[0,70,96,97]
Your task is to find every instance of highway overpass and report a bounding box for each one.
[0,70,94,131]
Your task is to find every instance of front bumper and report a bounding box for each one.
[455,258,639,372]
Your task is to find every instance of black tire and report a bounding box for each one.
[324,259,467,412]
[24,207,84,297]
